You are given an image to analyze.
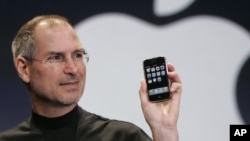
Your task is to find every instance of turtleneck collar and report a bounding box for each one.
[30,105,79,130]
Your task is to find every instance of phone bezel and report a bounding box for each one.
[143,56,171,102]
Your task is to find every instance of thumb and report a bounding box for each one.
[139,79,148,104]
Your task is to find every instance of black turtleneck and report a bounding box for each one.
[30,106,79,141]
[0,106,153,141]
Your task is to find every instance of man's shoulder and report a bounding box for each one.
[78,107,138,129]
[0,119,33,141]
[77,107,152,141]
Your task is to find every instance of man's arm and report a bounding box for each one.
[139,63,182,141]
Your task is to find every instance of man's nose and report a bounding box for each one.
[63,57,78,74]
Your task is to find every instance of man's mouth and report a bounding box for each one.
[60,81,79,85]
[59,80,80,91]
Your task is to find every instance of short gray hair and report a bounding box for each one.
[12,15,70,61]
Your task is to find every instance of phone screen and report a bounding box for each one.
[143,57,171,101]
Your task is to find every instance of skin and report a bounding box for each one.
[15,21,86,117]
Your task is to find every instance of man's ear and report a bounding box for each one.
[15,56,31,83]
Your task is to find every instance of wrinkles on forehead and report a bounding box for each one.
[33,21,82,58]
[34,23,77,46]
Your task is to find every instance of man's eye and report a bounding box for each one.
[74,52,83,59]
[48,55,62,61]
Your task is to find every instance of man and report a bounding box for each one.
[0,15,182,141]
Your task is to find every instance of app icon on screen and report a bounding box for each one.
[161,71,165,76]
[160,65,165,70]
[151,67,155,72]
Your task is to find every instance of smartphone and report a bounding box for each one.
[143,56,171,102]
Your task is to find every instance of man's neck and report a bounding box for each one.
[31,102,77,118]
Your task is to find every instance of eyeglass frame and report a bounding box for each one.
[23,49,89,65]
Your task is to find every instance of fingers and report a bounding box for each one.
[167,62,182,98]
[170,82,182,102]
[168,82,182,119]
[167,63,182,116]
[167,63,181,84]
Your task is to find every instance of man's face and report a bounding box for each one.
[27,22,86,106]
